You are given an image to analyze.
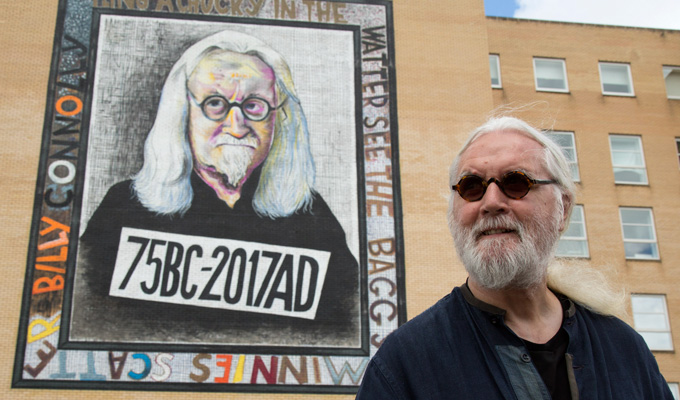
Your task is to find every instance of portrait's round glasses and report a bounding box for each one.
[189,92,278,122]
[452,170,557,202]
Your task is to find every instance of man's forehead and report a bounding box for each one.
[457,131,546,175]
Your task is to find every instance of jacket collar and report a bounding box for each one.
[460,280,576,319]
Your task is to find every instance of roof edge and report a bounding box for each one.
[486,15,680,33]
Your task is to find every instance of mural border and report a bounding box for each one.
[13,0,404,393]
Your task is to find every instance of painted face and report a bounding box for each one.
[449,131,566,289]
[187,50,277,188]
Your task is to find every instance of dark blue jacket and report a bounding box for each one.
[356,284,673,399]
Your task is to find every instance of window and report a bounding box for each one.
[599,62,634,96]
[676,138,680,168]
[619,207,659,260]
[669,383,679,400]
[663,66,680,99]
[533,58,568,92]
[556,205,589,258]
[631,294,673,351]
[609,135,648,184]
[546,131,580,181]
[489,54,501,88]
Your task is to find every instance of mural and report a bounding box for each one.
[14,0,402,393]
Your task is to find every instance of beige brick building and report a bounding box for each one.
[398,4,680,396]
[398,2,680,397]
[484,16,680,390]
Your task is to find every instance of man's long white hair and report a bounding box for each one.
[133,30,315,219]
[448,116,627,317]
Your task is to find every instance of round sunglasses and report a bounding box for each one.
[452,170,557,202]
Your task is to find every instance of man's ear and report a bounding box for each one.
[558,192,573,233]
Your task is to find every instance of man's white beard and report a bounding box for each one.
[451,204,563,290]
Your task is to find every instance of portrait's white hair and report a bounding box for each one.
[448,116,626,317]
[133,30,315,218]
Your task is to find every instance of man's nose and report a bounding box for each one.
[480,181,509,215]
[221,107,249,138]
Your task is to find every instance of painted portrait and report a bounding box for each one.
[68,15,364,351]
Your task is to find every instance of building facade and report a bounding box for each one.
[484,17,680,391]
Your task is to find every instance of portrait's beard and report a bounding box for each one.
[213,146,253,188]
[450,200,563,290]
[200,135,260,188]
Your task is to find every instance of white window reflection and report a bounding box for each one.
[619,207,659,260]
[534,58,569,92]
[599,62,634,96]
[490,54,502,88]
[547,131,580,182]
[609,135,648,185]
[631,294,673,351]
[556,205,588,258]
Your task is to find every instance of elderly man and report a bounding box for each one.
[355,117,673,399]
[72,31,359,346]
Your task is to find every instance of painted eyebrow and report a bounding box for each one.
[195,90,276,103]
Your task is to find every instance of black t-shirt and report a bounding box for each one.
[524,308,572,400]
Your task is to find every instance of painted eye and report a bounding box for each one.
[202,97,228,119]
[242,98,269,120]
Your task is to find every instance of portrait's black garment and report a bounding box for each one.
[71,170,361,347]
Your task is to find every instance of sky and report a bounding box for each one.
[484,0,680,31]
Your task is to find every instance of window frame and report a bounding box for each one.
[599,62,635,96]
[663,65,680,100]
[489,54,502,89]
[631,294,674,351]
[608,134,648,185]
[556,204,589,258]
[619,207,660,261]
[533,57,569,93]
[546,131,580,182]
[669,382,679,400]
